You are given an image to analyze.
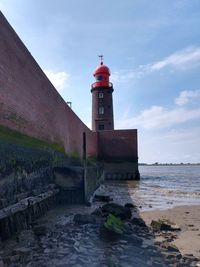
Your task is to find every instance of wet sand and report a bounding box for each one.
[141,205,200,258]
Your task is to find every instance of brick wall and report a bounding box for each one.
[0,12,97,158]
[98,129,138,161]
[98,129,139,180]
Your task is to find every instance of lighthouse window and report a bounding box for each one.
[96,75,103,81]
[98,124,104,130]
[99,92,104,98]
[99,106,104,114]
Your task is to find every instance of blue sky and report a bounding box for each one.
[1,0,200,163]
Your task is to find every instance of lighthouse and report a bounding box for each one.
[91,56,114,131]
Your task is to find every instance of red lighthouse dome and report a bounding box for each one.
[92,61,112,89]
[93,64,110,76]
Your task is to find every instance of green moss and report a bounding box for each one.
[104,214,126,234]
[0,125,65,154]
[70,151,80,160]
[87,156,97,164]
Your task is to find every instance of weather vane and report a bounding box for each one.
[98,55,104,65]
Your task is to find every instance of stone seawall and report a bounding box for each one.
[0,141,104,240]
[0,167,54,209]
[0,139,64,209]
[0,188,58,240]
[0,141,62,240]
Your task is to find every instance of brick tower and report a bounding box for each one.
[91,57,114,131]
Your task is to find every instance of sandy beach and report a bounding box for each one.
[140,205,200,258]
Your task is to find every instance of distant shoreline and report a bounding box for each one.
[139,163,200,166]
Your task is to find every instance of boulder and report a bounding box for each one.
[151,220,181,231]
[101,203,132,220]
[33,225,48,236]
[124,203,137,209]
[131,217,147,228]
[100,215,127,241]
[91,208,104,217]
[104,214,126,234]
[94,194,112,202]
[73,214,96,224]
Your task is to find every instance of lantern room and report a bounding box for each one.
[92,62,111,89]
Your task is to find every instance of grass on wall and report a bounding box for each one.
[0,125,65,154]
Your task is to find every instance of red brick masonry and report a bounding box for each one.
[0,12,97,157]
[0,12,139,178]
[98,130,138,161]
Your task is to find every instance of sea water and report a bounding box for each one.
[134,165,200,211]
[102,165,200,211]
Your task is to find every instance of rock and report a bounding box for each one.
[183,254,199,261]
[73,214,96,224]
[85,201,92,206]
[70,254,78,260]
[151,220,170,231]
[167,201,173,204]
[100,225,121,241]
[101,203,132,220]
[94,194,112,202]
[104,214,126,234]
[191,228,199,231]
[162,251,182,260]
[10,254,20,262]
[169,224,181,231]
[161,242,180,252]
[44,248,52,254]
[13,247,32,257]
[18,230,35,245]
[124,203,136,209]
[175,253,182,260]
[151,220,181,231]
[131,217,147,228]
[91,208,104,217]
[33,225,48,236]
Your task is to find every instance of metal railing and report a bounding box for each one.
[91,82,113,89]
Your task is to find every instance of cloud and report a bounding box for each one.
[160,126,200,143]
[150,47,200,71]
[175,89,200,106]
[116,105,200,130]
[44,70,70,91]
[112,47,200,83]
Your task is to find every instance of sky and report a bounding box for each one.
[1,0,200,163]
